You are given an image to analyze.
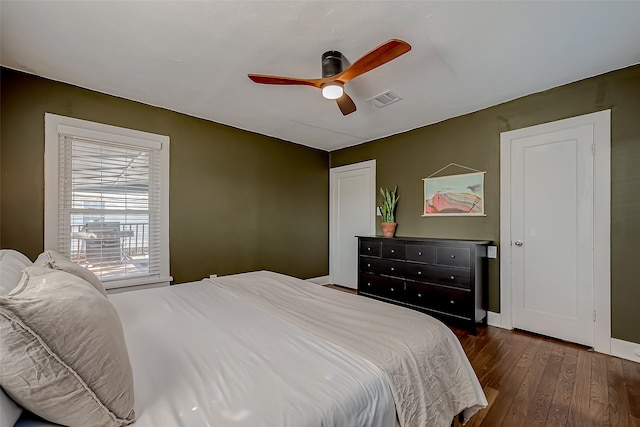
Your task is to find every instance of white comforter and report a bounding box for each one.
[208,271,487,427]
[16,280,396,427]
[15,271,486,427]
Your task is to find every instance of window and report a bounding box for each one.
[45,114,171,289]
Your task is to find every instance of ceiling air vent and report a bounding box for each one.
[366,90,403,108]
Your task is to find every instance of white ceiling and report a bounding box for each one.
[2,1,640,152]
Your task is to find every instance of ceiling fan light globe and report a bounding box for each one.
[322,84,344,100]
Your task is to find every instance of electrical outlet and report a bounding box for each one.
[487,246,497,259]
[376,207,382,216]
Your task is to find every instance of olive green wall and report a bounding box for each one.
[0,68,329,283]
[2,65,639,344]
[331,64,640,344]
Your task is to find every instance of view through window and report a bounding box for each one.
[45,114,171,289]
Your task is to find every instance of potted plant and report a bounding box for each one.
[379,185,399,237]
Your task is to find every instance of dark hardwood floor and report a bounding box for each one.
[324,284,355,293]
[450,325,640,427]
[323,284,640,427]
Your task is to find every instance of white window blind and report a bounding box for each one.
[57,134,162,284]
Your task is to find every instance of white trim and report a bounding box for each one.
[499,135,513,331]
[592,111,612,354]
[50,115,167,145]
[487,311,502,328]
[103,276,173,290]
[329,160,377,288]
[610,338,640,364]
[106,280,170,295]
[44,113,171,289]
[57,124,164,150]
[499,110,611,353]
[306,275,331,285]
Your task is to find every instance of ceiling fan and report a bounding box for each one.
[248,39,411,116]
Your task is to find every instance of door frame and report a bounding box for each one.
[499,110,611,353]
[329,160,377,285]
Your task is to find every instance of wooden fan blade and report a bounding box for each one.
[336,39,411,83]
[248,74,326,88]
[336,92,356,116]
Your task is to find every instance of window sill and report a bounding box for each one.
[105,276,173,294]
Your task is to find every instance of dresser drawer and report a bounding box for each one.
[359,239,381,257]
[359,257,382,274]
[436,246,471,268]
[405,264,471,289]
[359,273,405,299]
[359,258,405,276]
[382,242,405,260]
[377,259,405,277]
[405,282,471,318]
[405,244,436,264]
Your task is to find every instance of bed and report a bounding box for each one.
[0,249,487,427]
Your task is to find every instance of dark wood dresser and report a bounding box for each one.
[357,236,490,334]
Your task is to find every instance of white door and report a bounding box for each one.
[510,124,594,346]
[330,160,376,289]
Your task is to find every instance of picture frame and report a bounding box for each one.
[422,171,486,216]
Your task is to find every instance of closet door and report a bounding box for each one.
[330,160,376,289]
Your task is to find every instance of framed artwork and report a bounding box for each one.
[422,171,486,216]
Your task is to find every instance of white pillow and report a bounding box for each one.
[1,386,22,427]
[0,266,135,427]
[0,249,33,296]
[0,250,32,269]
[0,250,31,424]
[35,250,107,297]
[1,257,28,296]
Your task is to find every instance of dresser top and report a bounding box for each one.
[357,236,492,245]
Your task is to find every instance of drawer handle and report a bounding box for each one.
[391,267,395,271]
[417,271,422,275]
[367,247,371,251]
[390,288,395,292]
[417,293,422,298]
[367,282,371,287]
[450,254,456,259]
[367,263,371,268]
[391,249,395,253]
[450,275,455,280]
[450,300,455,304]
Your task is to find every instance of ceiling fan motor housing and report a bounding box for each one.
[322,51,344,77]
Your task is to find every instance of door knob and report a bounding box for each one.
[515,240,523,247]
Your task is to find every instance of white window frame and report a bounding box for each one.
[44,113,172,289]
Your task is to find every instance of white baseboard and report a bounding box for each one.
[610,338,640,363]
[487,311,503,328]
[484,313,639,364]
[306,275,331,285]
